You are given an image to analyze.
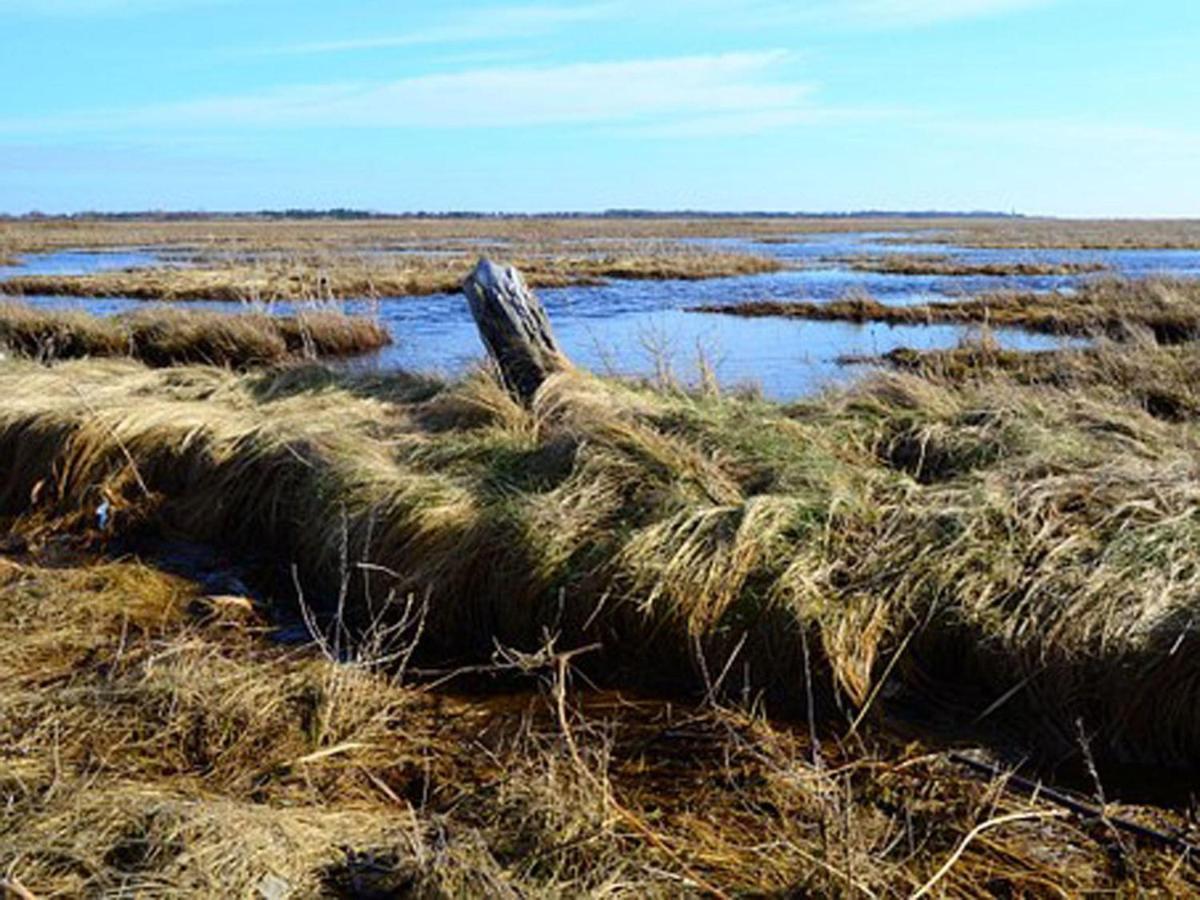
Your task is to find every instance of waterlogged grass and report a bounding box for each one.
[0,247,783,302]
[0,302,390,366]
[843,254,1109,277]
[3,346,1200,776]
[694,278,1200,343]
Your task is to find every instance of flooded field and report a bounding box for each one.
[5,231,1200,397]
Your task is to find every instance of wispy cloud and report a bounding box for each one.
[267,4,617,56]
[0,0,227,14]
[676,0,1057,30]
[834,0,1054,26]
[1,51,816,136]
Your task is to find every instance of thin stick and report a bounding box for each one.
[912,810,1067,899]
[552,649,731,900]
[950,752,1200,855]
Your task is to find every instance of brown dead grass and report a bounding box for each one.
[0,550,1194,897]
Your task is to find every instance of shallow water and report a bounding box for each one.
[7,233,1200,399]
[0,248,165,278]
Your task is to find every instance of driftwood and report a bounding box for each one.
[462,258,569,402]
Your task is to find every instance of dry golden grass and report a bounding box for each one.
[0,248,782,302]
[694,277,1200,343]
[844,254,1109,277]
[0,550,1194,897]
[0,302,390,366]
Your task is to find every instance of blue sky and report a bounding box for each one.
[2,0,1197,215]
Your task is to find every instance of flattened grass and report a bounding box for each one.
[693,278,1200,343]
[0,302,390,366]
[3,344,1200,772]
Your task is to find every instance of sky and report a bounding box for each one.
[2,0,1198,216]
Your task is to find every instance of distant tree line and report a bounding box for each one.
[0,208,1024,221]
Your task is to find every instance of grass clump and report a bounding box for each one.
[692,277,1200,343]
[0,302,390,367]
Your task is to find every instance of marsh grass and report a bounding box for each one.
[693,278,1200,343]
[843,254,1109,277]
[0,552,1194,896]
[0,215,958,256]
[945,218,1200,250]
[0,246,782,302]
[3,339,1200,775]
[0,302,390,366]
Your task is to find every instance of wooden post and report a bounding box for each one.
[462,258,569,403]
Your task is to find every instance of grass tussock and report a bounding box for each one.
[4,344,1200,776]
[843,254,1109,277]
[0,302,390,367]
[0,553,1194,897]
[0,248,782,302]
[851,332,1200,422]
[693,277,1200,343]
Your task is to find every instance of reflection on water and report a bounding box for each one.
[6,232,1200,400]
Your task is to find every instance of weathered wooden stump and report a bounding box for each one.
[462,258,569,403]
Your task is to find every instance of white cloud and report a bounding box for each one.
[1,51,814,135]
[836,0,1054,26]
[268,4,618,55]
